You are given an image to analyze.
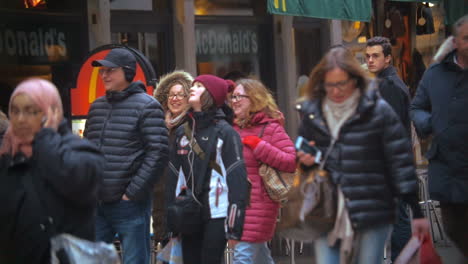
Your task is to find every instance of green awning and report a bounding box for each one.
[267,0,372,22]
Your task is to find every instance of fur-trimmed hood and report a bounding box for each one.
[153,70,193,110]
[433,36,455,63]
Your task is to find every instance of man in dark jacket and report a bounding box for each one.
[84,48,169,263]
[411,15,468,257]
[366,36,412,261]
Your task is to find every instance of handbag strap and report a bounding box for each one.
[318,138,337,170]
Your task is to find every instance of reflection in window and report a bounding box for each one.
[24,0,46,8]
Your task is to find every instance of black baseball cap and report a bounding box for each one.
[91,48,136,71]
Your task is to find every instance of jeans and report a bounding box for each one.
[391,202,412,261]
[95,198,152,264]
[314,224,392,264]
[233,241,275,264]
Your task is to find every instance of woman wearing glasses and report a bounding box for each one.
[0,78,103,263]
[152,70,193,245]
[166,74,249,264]
[230,78,296,264]
[296,46,429,263]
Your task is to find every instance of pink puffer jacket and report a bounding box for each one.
[234,112,296,242]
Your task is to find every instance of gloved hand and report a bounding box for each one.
[242,135,262,149]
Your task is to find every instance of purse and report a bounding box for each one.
[276,139,337,241]
[257,123,295,203]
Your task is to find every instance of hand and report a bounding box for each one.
[43,107,60,131]
[411,218,430,240]
[228,239,239,249]
[122,194,130,201]
[242,135,262,149]
[297,140,316,166]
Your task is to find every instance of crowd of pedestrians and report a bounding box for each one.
[0,13,466,264]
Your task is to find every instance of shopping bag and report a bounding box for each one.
[420,235,442,264]
[50,234,120,264]
[394,236,421,264]
[157,237,183,264]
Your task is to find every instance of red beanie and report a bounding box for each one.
[193,74,235,107]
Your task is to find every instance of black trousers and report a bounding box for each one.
[182,218,227,264]
[440,202,468,258]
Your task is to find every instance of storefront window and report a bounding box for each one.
[195,0,267,16]
[195,23,260,79]
[0,0,83,12]
[110,0,170,13]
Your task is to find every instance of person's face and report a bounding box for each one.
[231,84,251,119]
[98,67,128,92]
[189,81,206,109]
[9,94,45,142]
[167,84,189,116]
[324,67,357,103]
[365,45,391,74]
[454,22,468,62]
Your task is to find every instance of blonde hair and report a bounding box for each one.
[235,78,281,127]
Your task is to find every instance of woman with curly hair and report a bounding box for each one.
[230,78,296,264]
[152,70,193,244]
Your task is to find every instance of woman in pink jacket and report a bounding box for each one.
[230,78,296,264]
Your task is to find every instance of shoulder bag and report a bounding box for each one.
[257,123,295,204]
[276,138,337,242]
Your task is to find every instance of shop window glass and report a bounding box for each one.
[110,0,170,13]
[195,24,260,79]
[111,31,166,79]
[195,0,267,16]
[0,0,83,12]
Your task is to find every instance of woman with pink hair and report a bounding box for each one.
[0,78,103,263]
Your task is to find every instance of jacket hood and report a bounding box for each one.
[433,36,455,63]
[153,71,193,109]
[249,111,285,127]
[106,81,146,102]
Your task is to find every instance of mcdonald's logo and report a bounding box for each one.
[71,49,154,116]
[274,0,287,12]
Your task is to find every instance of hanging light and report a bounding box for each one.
[24,0,47,8]
[422,2,435,7]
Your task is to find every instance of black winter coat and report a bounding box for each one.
[166,110,249,240]
[297,89,420,230]
[410,51,468,203]
[84,81,169,202]
[377,65,411,133]
[0,122,103,264]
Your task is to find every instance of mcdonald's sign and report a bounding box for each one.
[71,45,156,117]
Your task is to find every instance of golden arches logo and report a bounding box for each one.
[274,0,287,11]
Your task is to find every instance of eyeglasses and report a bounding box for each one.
[230,94,249,102]
[324,78,354,92]
[168,93,187,100]
[98,67,120,75]
[10,108,42,118]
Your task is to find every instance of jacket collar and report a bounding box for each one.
[105,81,146,102]
[442,50,465,71]
[189,109,225,130]
[377,65,398,79]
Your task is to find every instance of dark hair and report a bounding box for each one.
[453,14,468,37]
[306,46,370,100]
[123,67,136,83]
[200,90,215,112]
[366,36,392,57]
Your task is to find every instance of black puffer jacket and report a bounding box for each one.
[0,122,103,264]
[84,81,168,202]
[297,89,420,230]
[167,110,249,240]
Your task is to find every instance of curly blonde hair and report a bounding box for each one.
[234,78,281,127]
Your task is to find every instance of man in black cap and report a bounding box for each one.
[84,48,168,264]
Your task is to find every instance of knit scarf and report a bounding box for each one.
[322,89,361,264]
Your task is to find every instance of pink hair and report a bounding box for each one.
[0,78,63,157]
